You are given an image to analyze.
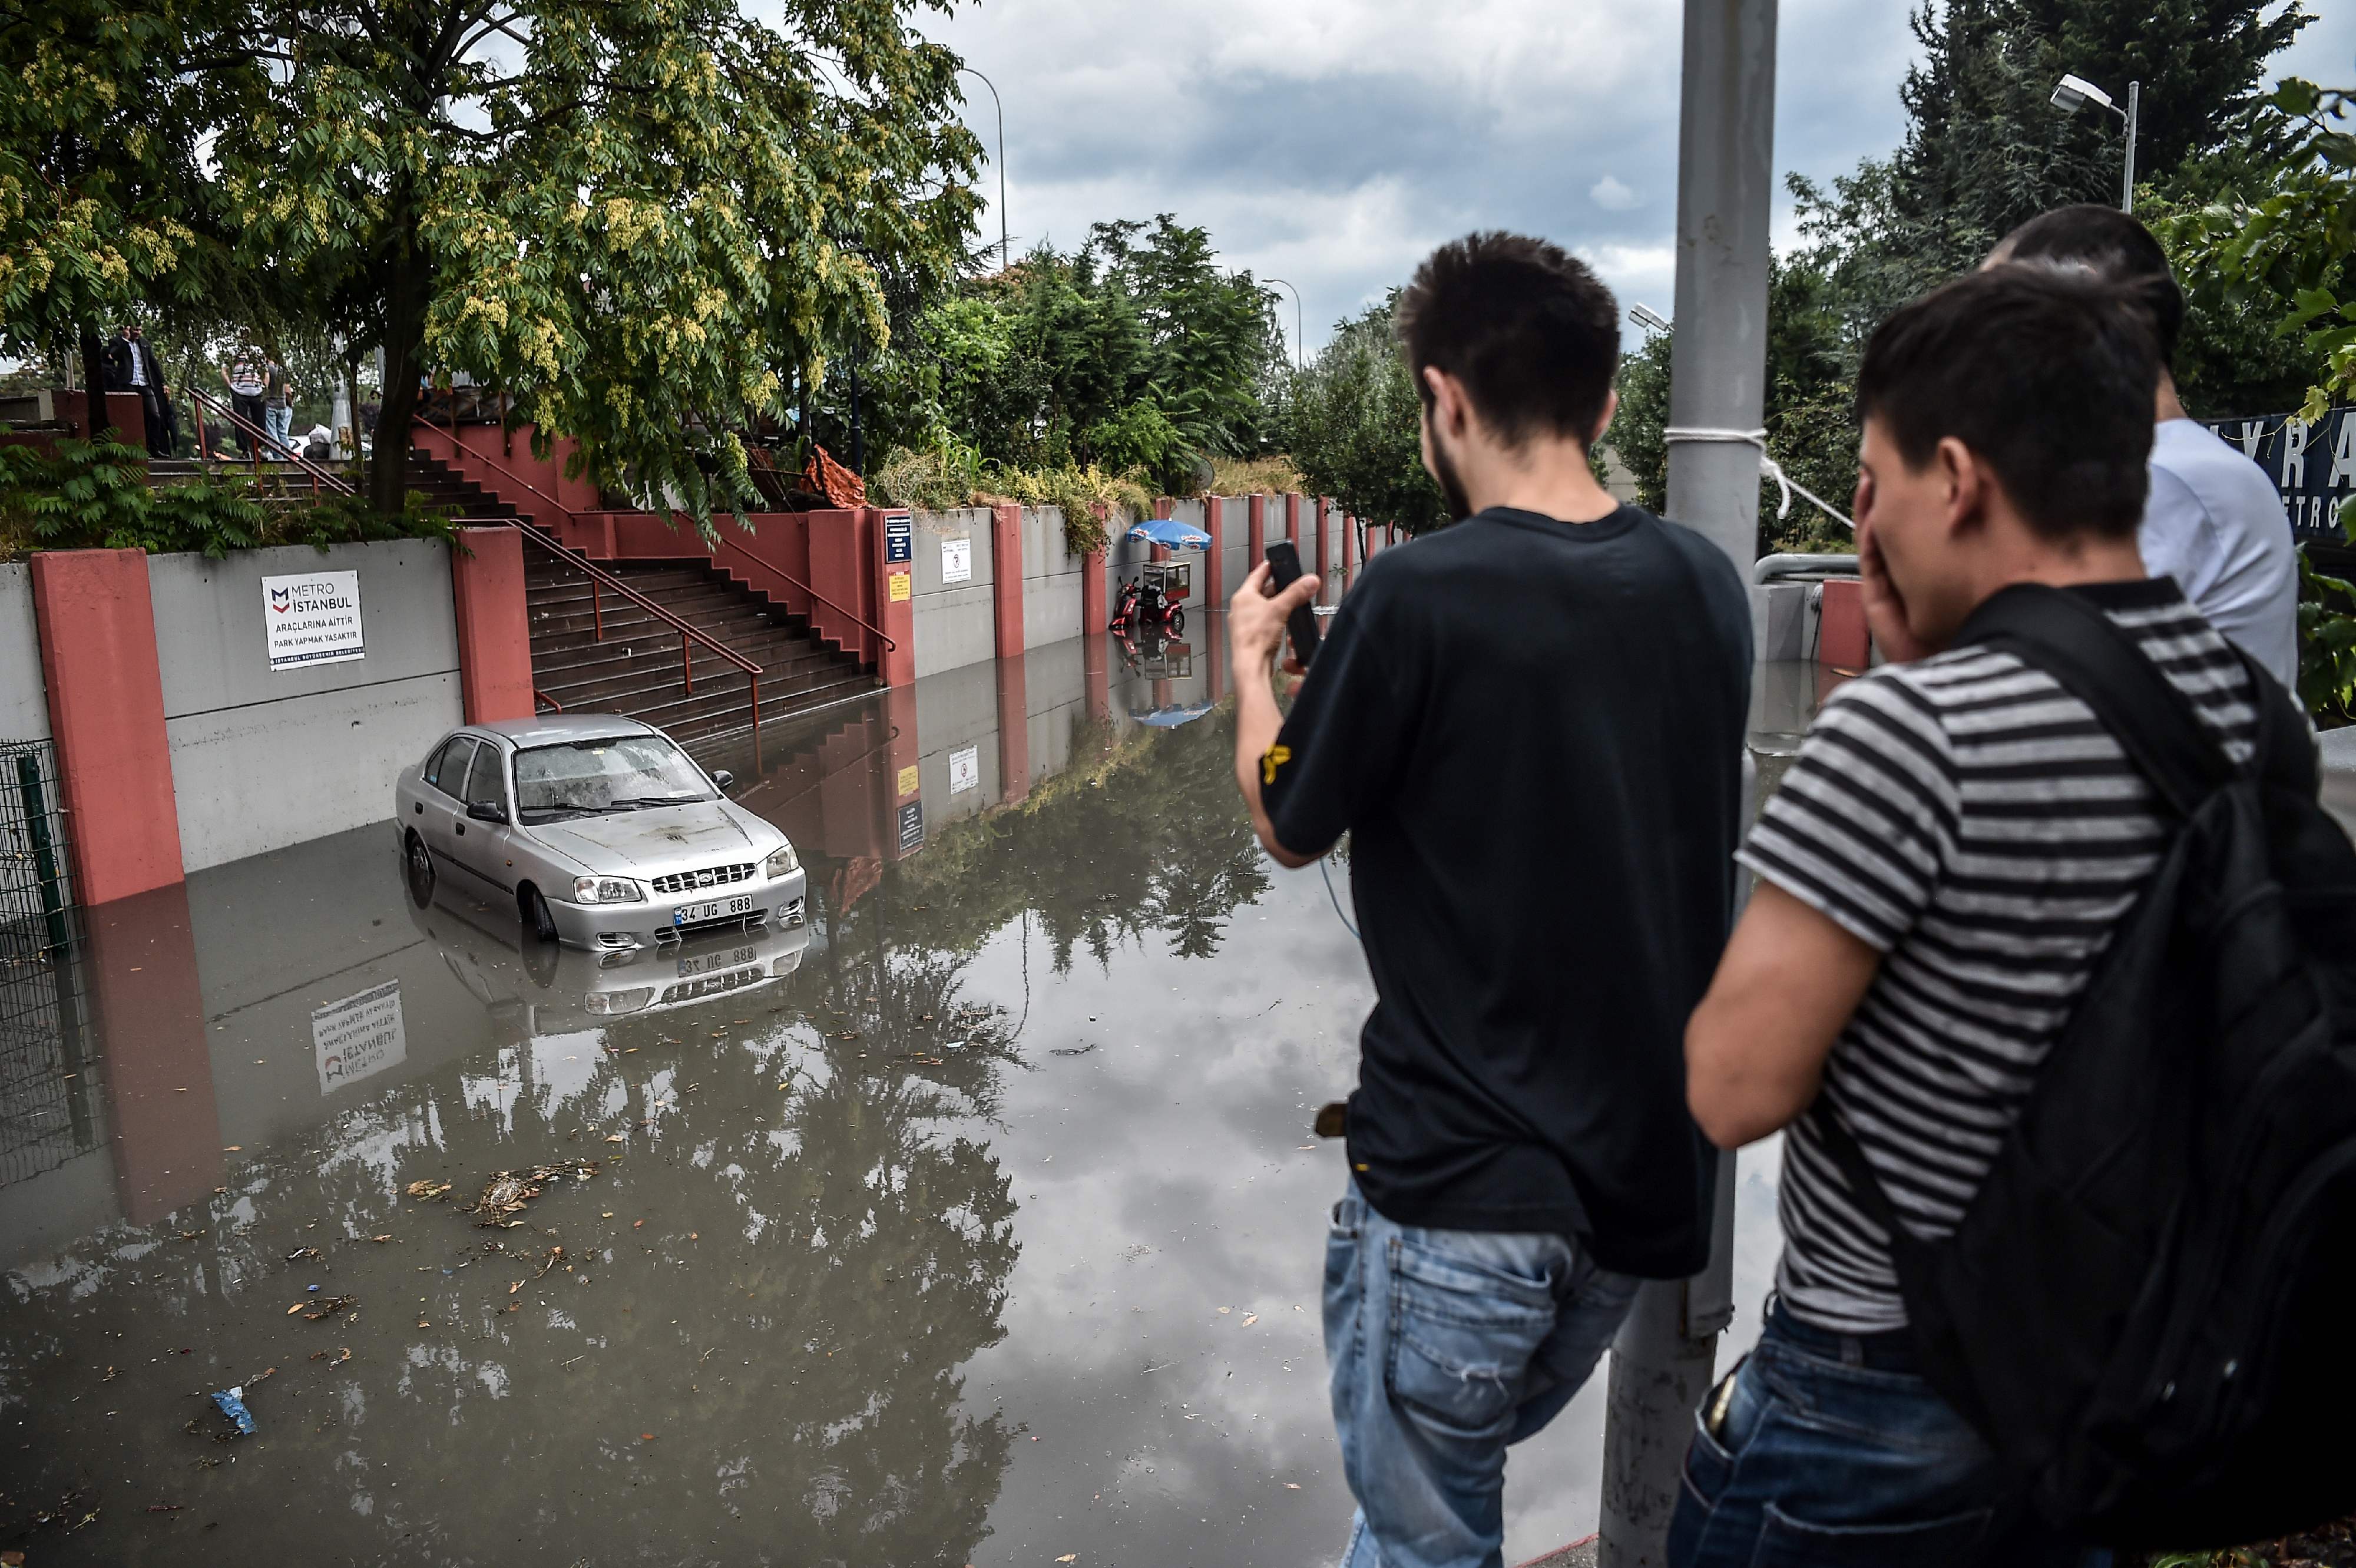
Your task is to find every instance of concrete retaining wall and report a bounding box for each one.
[910,508,997,680]
[148,539,463,872]
[0,565,46,741]
[1024,507,1087,649]
[1216,497,1250,601]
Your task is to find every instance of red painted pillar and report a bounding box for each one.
[997,654,1030,805]
[883,684,923,858]
[1153,496,1174,520]
[1343,512,1358,575]
[31,548,184,904]
[1315,497,1332,583]
[1247,494,1266,570]
[869,507,916,688]
[1083,546,1107,636]
[990,503,1024,661]
[1818,578,1871,670]
[1202,496,1226,607]
[1285,493,1303,554]
[450,527,535,723]
[88,882,219,1223]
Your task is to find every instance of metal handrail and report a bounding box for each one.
[1754,553,1858,584]
[409,413,895,654]
[501,520,765,766]
[186,385,353,497]
[697,515,898,653]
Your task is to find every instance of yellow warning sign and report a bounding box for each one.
[888,570,912,603]
[896,765,918,798]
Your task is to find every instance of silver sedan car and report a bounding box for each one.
[393,714,806,951]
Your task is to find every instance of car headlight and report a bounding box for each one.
[765,842,799,878]
[584,987,656,1015]
[574,876,646,904]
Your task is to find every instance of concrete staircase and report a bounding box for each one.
[524,550,879,746]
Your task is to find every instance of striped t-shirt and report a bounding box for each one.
[1743,580,2260,1334]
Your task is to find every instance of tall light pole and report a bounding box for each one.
[1265,277,1305,369]
[1597,0,1771,1560]
[2050,72,2140,213]
[960,67,1010,272]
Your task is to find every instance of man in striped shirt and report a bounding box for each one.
[1667,266,2261,1567]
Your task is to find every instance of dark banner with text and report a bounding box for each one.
[2200,409,2355,541]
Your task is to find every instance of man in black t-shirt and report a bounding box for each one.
[1228,233,1751,1568]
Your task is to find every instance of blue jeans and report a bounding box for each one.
[1667,1302,2112,1568]
[266,402,292,452]
[1325,1181,1639,1568]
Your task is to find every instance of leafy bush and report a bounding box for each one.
[871,438,1150,557]
[0,432,457,559]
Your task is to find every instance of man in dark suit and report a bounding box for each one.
[104,324,176,456]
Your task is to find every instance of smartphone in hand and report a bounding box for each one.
[1262,541,1321,669]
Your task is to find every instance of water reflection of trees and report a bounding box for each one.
[1,703,1272,1560]
[879,705,1270,971]
[0,905,1027,1563]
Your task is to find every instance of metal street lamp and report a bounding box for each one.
[1629,302,1672,336]
[2050,71,2140,213]
[959,67,1010,273]
[1265,277,1305,369]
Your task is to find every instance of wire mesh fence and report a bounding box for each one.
[0,739,95,1190]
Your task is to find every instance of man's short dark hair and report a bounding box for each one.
[1858,264,2159,541]
[1992,204,2184,369]
[1395,233,1619,449]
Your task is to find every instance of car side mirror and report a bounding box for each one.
[467,802,507,824]
[711,769,735,792]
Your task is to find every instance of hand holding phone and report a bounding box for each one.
[1261,541,1321,669]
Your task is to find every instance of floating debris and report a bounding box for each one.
[299,1295,356,1322]
[286,1246,321,1261]
[1050,1044,1100,1058]
[405,1180,454,1202]
[209,1387,256,1436]
[463,1161,601,1226]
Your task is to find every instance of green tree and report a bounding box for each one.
[217,0,980,519]
[1280,297,1446,535]
[0,0,254,441]
[1812,0,2311,313]
[2165,78,2356,720]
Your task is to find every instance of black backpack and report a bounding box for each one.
[1819,582,2356,1551]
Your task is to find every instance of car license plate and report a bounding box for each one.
[678,943,758,978]
[673,895,753,928]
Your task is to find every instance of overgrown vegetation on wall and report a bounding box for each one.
[0,436,456,561]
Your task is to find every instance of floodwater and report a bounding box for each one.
[0,627,1812,1566]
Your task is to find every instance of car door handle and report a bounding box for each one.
[455,822,466,835]
[414,802,423,814]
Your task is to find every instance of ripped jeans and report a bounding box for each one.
[1325,1181,1639,1568]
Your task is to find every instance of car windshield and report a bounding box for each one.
[514,736,712,819]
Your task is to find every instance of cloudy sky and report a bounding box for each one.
[920,0,2355,360]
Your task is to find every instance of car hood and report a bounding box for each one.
[525,805,759,872]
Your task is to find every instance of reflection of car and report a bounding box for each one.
[393,714,806,951]
[408,878,810,1033]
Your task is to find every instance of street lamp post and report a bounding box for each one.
[1265,277,1305,369]
[2050,72,2141,213]
[961,67,1010,272]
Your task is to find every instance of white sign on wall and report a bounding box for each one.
[941,535,973,585]
[949,744,980,794]
[263,570,366,670]
[313,980,407,1096]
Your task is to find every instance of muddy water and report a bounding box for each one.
[0,633,1796,1566]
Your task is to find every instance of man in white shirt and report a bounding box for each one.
[1990,204,2299,689]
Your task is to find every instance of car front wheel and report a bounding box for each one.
[404,831,435,907]
[522,885,560,945]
